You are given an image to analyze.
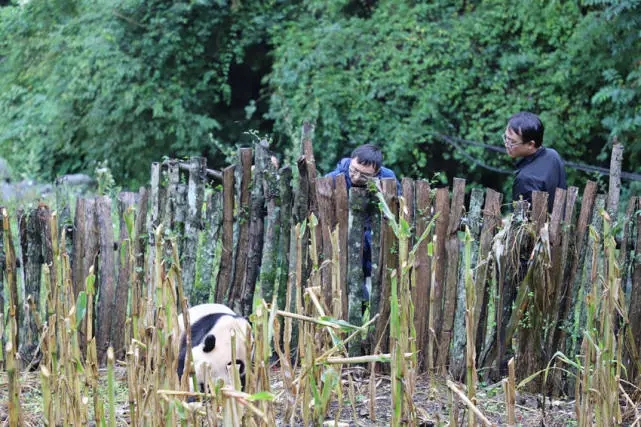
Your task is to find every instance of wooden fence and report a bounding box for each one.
[1,130,640,393]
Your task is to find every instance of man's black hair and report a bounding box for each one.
[507,112,545,148]
[351,144,383,170]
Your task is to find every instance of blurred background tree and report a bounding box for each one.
[1,0,639,194]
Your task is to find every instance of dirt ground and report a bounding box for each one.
[1,366,584,426]
[269,367,579,426]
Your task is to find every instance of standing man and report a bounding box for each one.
[504,112,567,213]
[326,143,400,302]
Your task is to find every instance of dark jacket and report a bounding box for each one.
[513,147,567,212]
[326,158,400,277]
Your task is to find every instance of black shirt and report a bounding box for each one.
[513,147,567,212]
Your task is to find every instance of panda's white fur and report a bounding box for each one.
[177,303,250,393]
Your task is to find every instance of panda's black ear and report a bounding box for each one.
[203,334,216,353]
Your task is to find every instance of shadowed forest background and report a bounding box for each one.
[1,0,640,197]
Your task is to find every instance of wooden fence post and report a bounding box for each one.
[427,187,449,371]
[95,196,116,364]
[413,180,433,370]
[182,156,206,302]
[334,175,349,320]
[0,206,5,367]
[196,190,223,303]
[215,165,236,304]
[450,187,484,380]
[114,192,138,360]
[19,205,53,364]
[316,176,336,315]
[438,178,465,373]
[71,198,99,355]
[257,142,280,306]
[277,165,293,310]
[474,189,502,368]
[628,198,641,381]
[607,139,623,218]
[346,186,368,356]
[374,178,399,356]
[228,148,253,314]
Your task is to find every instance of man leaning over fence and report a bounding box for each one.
[504,111,567,214]
[325,143,401,307]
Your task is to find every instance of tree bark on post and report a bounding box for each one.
[114,192,137,360]
[19,205,53,364]
[347,186,368,356]
[628,198,641,381]
[564,182,598,357]
[438,178,465,373]
[474,189,502,365]
[2,208,18,369]
[147,162,162,300]
[256,142,278,307]
[197,190,223,304]
[183,156,206,302]
[277,166,293,310]
[0,206,4,363]
[239,143,268,315]
[72,198,99,354]
[427,187,450,371]
[315,176,336,315]
[374,179,399,355]
[229,148,253,313]
[96,196,116,364]
[413,180,433,370]
[607,138,623,218]
[131,187,148,338]
[334,174,349,319]
[215,165,236,304]
[450,187,483,380]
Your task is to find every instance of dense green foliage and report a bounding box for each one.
[1,0,639,192]
[267,0,641,190]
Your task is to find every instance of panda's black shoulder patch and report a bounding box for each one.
[177,312,239,379]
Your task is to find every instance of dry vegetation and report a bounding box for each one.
[1,194,641,426]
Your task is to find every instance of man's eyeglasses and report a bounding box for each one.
[349,165,377,180]
[503,134,524,147]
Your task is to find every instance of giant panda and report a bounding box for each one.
[176,303,250,394]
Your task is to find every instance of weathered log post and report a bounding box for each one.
[195,190,223,303]
[346,186,368,356]
[0,206,4,367]
[607,138,623,218]
[147,162,162,301]
[427,187,449,371]
[374,178,399,355]
[334,175,349,320]
[413,180,433,370]
[71,198,99,354]
[2,208,19,369]
[257,142,281,307]
[628,198,641,381]
[316,176,337,316]
[562,182,597,355]
[214,165,236,304]
[513,191,550,389]
[114,192,138,360]
[473,189,502,366]
[567,190,604,359]
[95,196,116,364]
[19,205,53,364]
[228,148,253,313]
[130,187,148,342]
[182,156,206,302]
[450,187,484,380]
[277,165,293,311]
